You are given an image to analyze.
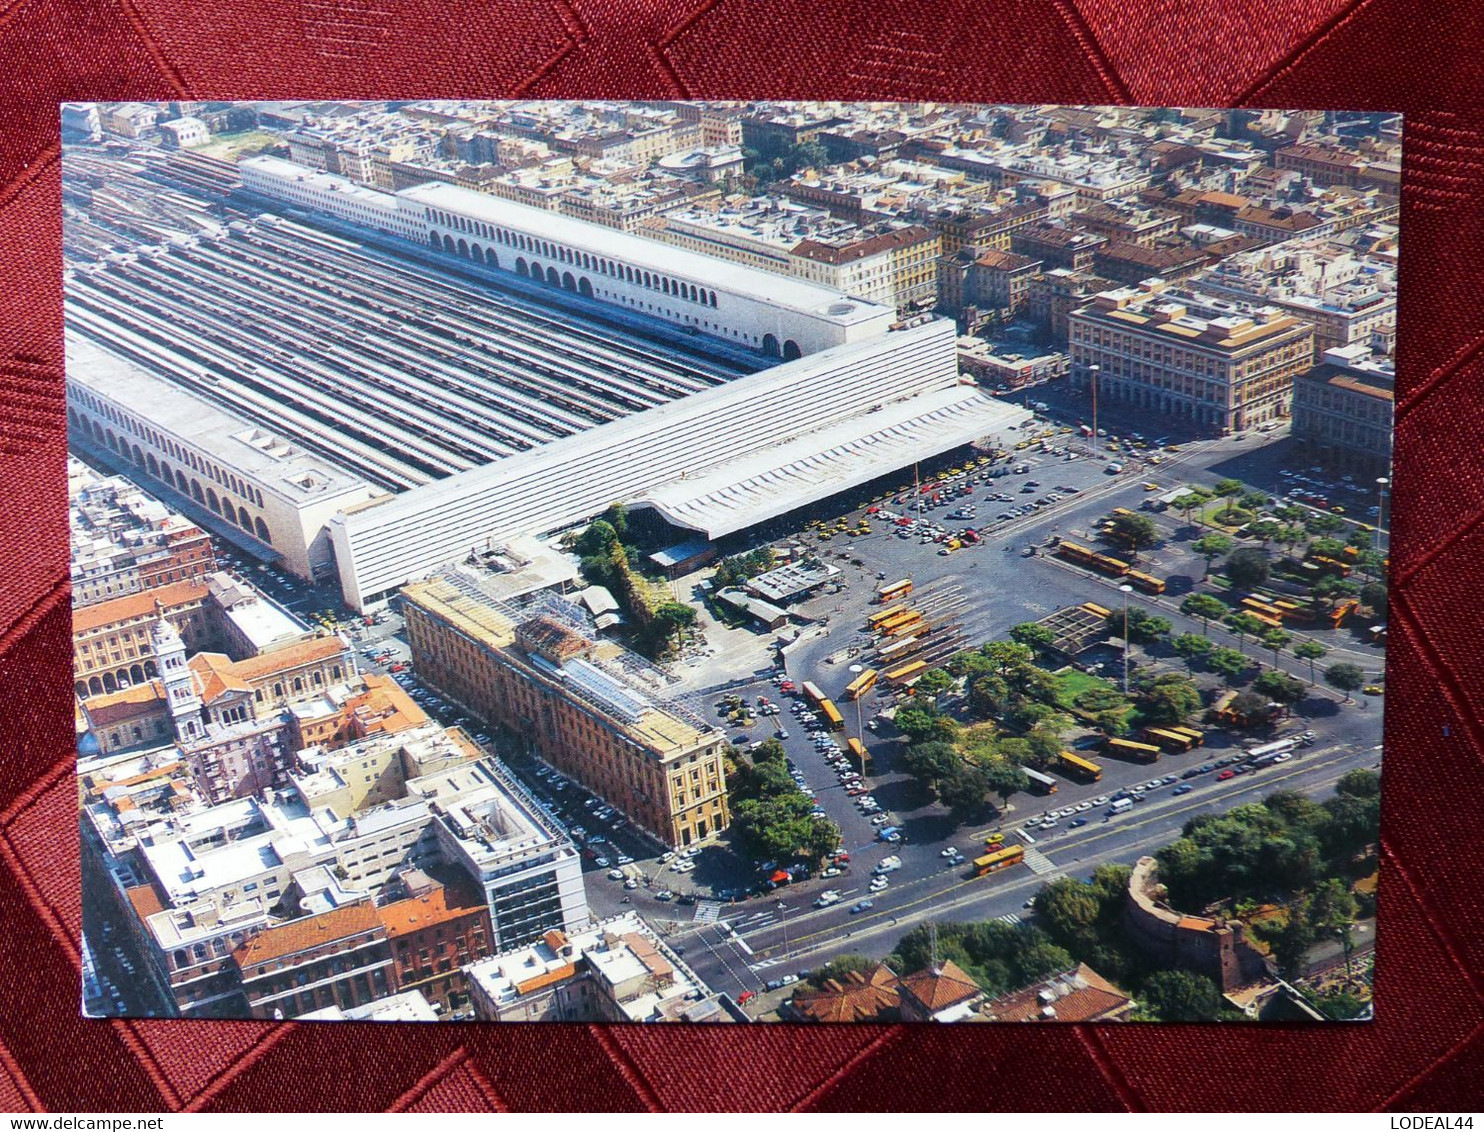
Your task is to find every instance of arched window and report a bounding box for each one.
[443,234,455,253]
[255,518,271,544]
[783,340,802,361]
[190,479,204,504]
[238,505,252,528]
[206,488,220,513]
[430,230,441,247]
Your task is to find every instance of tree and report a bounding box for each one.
[650,601,698,652]
[1293,640,1329,684]
[968,673,1010,719]
[1224,611,1267,652]
[895,703,961,745]
[1306,512,1346,536]
[1207,647,1249,685]
[1226,547,1271,589]
[936,761,991,814]
[1139,970,1223,1021]
[1309,877,1360,978]
[914,667,957,700]
[1230,689,1270,721]
[1138,673,1202,725]
[1178,487,1213,528]
[984,761,1030,811]
[1360,581,1388,619]
[1253,669,1305,716]
[600,502,629,539]
[1324,662,1366,703]
[1261,628,1293,669]
[901,740,959,785]
[1024,723,1067,767]
[573,519,619,558]
[1109,513,1159,550]
[1108,606,1169,645]
[1095,708,1130,737]
[1009,622,1057,652]
[1181,594,1227,634]
[1212,478,1244,521]
[1336,769,1380,799]
[1172,632,1213,672]
[808,954,877,988]
[1192,533,1234,578]
[1265,897,1318,979]
[1248,519,1283,546]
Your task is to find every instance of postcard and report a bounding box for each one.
[68,100,1394,1023]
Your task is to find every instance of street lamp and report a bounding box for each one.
[1375,477,1389,552]
[1119,584,1134,694]
[847,663,869,777]
[1088,364,1101,458]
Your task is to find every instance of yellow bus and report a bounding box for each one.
[1104,737,1162,763]
[844,669,878,701]
[1057,750,1103,782]
[878,634,921,662]
[867,605,908,629]
[877,579,914,604]
[801,681,827,708]
[875,608,920,634]
[1111,507,1136,520]
[1082,602,1113,619]
[880,612,925,637]
[975,844,1026,876]
[820,699,846,732]
[884,660,928,687]
[846,736,873,775]
[1127,569,1166,595]
[1143,727,1198,753]
[1168,725,1204,747]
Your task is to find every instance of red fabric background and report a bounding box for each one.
[3,0,1482,1112]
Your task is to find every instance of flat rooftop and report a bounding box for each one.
[66,334,371,507]
[399,181,894,324]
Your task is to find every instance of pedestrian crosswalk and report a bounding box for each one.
[1023,846,1058,876]
[693,900,723,924]
[995,913,1023,927]
[747,957,787,972]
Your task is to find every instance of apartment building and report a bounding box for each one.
[1068,283,1315,433]
[401,573,730,848]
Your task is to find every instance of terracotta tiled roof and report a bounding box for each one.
[346,674,427,735]
[789,964,900,1023]
[126,883,167,922]
[897,959,980,1013]
[791,225,934,264]
[379,880,486,939]
[975,249,1039,272]
[188,653,251,704]
[982,964,1133,1023]
[73,580,210,634]
[234,902,382,967]
[82,680,165,726]
[229,635,347,682]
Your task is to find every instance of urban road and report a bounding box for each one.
[677,737,1380,1000]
